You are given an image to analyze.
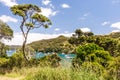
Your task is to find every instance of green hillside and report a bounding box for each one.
[28,35,74,53]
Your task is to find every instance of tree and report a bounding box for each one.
[84,32,94,36]
[0,20,13,57]
[0,20,13,40]
[72,43,112,67]
[10,4,51,61]
[0,43,9,57]
[69,29,94,45]
[75,29,83,38]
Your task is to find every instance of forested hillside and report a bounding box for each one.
[29,35,74,53]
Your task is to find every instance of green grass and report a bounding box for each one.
[1,65,119,80]
[0,66,102,80]
[23,67,102,80]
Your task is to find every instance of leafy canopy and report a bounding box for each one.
[11,4,51,29]
[0,20,13,40]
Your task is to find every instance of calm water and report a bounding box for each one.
[35,52,76,59]
[7,50,76,59]
[6,49,16,56]
[7,50,76,67]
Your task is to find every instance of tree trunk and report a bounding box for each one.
[22,39,28,62]
[21,27,31,62]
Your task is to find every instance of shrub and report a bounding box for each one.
[39,54,61,67]
[0,58,10,74]
[9,52,26,68]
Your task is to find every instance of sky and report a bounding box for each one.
[0,0,120,45]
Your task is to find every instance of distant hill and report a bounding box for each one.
[28,35,69,52]
[8,45,21,50]
[108,32,120,38]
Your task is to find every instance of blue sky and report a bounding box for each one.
[0,0,120,45]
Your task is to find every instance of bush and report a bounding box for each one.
[106,56,120,80]
[74,43,112,67]
[39,54,61,67]
[0,58,10,74]
[72,43,118,79]
[9,52,26,68]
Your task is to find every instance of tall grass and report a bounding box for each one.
[23,66,102,80]
[2,64,118,80]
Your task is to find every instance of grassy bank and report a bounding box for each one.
[0,66,104,80]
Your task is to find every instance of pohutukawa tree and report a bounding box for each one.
[10,4,52,61]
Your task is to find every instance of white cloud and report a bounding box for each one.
[112,30,120,32]
[54,28,60,31]
[0,15,18,23]
[102,21,110,26]
[4,33,72,45]
[111,22,120,29]
[61,3,70,8]
[41,7,58,17]
[0,0,18,7]
[80,27,91,32]
[40,0,58,17]
[42,0,51,5]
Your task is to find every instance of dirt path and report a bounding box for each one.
[0,76,23,80]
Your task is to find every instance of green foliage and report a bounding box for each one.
[94,50,112,66]
[72,43,119,79]
[32,13,52,24]
[74,29,94,38]
[11,4,51,28]
[25,23,34,27]
[10,4,52,61]
[69,29,120,57]
[39,54,61,67]
[29,36,69,53]
[0,20,13,40]
[0,21,13,57]
[0,58,10,68]
[11,4,41,17]
[0,57,11,74]
[75,29,83,37]
[106,56,120,80]
[69,29,94,45]
[0,42,9,57]
[74,43,112,67]
[94,36,120,57]
[81,62,105,76]
[9,52,26,68]
[76,43,104,55]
